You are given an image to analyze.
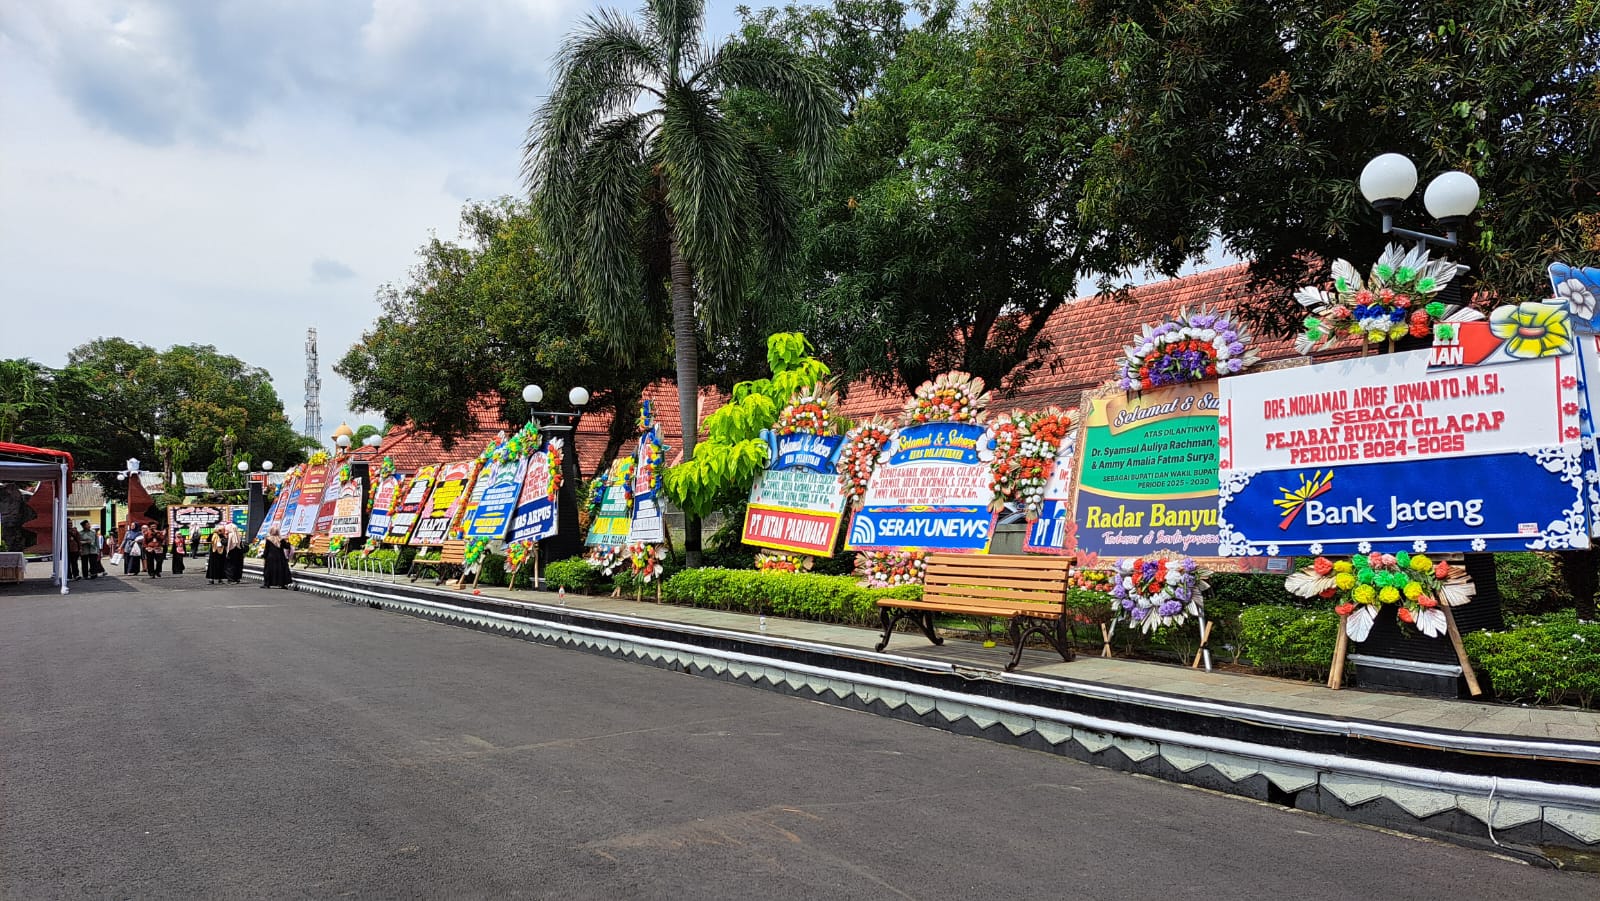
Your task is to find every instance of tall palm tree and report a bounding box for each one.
[526,0,839,565]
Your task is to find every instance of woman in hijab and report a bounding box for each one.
[224,524,246,584]
[206,528,227,584]
[261,526,293,588]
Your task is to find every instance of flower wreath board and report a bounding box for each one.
[628,412,669,546]
[1548,261,1600,535]
[365,471,404,543]
[384,464,437,545]
[311,463,347,538]
[1057,381,1266,573]
[287,460,331,536]
[327,468,367,539]
[742,384,850,558]
[844,372,998,554]
[409,459,480,547]
[584,457,634,548]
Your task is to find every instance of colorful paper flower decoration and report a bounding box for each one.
[1294,243,1481,353]
[1118,308,1258,391]
[544,439,565,501]
[775,381,841,437]
[585,544,629,577]
[1111,556,1208,633]
[462,537,490,570]
[1487,301,1573,359]
[837,418,895,509]
[1285,552,1474,641]
[856,550,926,588]
[987,407,1078,520]
[755,550,814,573]
[903,371,990,426]
[503,541,532,573]
[628,541,668,583]
[307,450,330,466]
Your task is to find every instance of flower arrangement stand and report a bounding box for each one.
[1099,622,1114,658]
[1189,618,1214,670]
[1328,608,1481,695]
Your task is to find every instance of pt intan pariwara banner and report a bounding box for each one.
[1218,343,1591,555]
[1072,382,1221,559]
[742,432,848,556]
[845,422,996,553]
[1023,429,1078,554]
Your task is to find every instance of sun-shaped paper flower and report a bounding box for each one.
[1489,302,1573,359]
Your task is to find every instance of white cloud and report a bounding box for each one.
[0,0,750,439]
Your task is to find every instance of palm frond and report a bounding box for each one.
[574,114,656,354]
[699,39,841,182]
[643,0,703,76]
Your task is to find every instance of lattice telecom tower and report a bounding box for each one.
[304,327,322,441]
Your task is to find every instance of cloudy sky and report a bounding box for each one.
[0,0,746,444]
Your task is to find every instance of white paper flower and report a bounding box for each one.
[1308,542,1323,555]
[1412,540,1428,553]
[1357,541,1372,553]
[1471,538,1487,551]
[1265,543,1280,556]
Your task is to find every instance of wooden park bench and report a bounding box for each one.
[409,540,466,585]
[297,536,332,568]
[875,553,1077,672]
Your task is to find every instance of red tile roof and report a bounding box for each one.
[368,263,1326,473]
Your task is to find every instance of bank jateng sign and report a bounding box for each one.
[845,421,996,553]
[1218,344,1591,555]
[1071,382,1221,560]
[742,432,847,556]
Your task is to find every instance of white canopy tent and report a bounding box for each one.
[0,444,74,595]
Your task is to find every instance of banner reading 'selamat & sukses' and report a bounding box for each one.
[1071,381,1220,560]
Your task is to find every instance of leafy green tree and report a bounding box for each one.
[786,0,1192,393]
[337,199,670,475]
[526,0,842,564]
[1071,0,1600,333]
[0,359,72,447]
[663,332,830,518]
[352,423,385,446]
[53,340,303,486]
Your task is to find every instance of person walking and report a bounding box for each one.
[224,524,245,584]
[206,528,227,584]
[77,521,98,580]
[91,525,107,577]
[261,526,293,588]
[126,525,144,575]
[142,525,164,578]
[171,527,186,575]
[66,524,82,581]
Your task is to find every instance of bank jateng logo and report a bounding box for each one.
[1274,470,1334,529]
[1271,469,1486,532]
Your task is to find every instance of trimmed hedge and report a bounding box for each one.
[1463,611,1600,708]
[543,558,605,593]
[661,568,921,627]
[1238,604,1339,681]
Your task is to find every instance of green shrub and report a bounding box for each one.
[1493,552,1571,615]
[1238,605,1339,681]
[479,552,507,587]
[544,558,605,593]
[1208,572,1302,608]
[1463,611,1600,707]
[660,568,919,626]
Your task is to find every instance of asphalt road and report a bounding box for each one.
[2,573,1593,900]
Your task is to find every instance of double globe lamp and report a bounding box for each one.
[1357,153,1481,248]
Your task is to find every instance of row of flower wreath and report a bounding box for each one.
[834,371,1080,524]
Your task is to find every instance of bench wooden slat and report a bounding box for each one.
[924,553,1073,570]
[925,573,1069,592]
[922,584,1065,605]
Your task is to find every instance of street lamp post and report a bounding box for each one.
[1358,153,1481,250]
[522,384,591,574]
[243,459,274,538]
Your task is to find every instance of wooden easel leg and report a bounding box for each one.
[1442,605,1483,696]
[1328,616,1351,690]
[1100,622,1113,658]
[1190,620,1214,670]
